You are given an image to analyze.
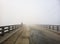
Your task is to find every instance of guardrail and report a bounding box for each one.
[48,25,60,31]
[37,24,60,32]
[0,24,21,36]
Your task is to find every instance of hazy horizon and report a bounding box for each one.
[0,0,60,26]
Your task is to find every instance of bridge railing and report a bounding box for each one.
[0,24,21,36]
[41,25,60,33]
[38,24,60,33]
[48,25,60,31]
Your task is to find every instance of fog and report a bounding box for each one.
[0,0,60,26]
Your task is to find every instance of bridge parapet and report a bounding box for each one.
[48,25,60,31]
[37,24,60,34]
[0,24,21,36]
[41,25,60,34]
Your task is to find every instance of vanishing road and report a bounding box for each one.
[2,25,60,44]
[29,27,60,44]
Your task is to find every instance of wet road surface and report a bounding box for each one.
[2,25,30,44]
[29,28,60,44]
[1,25,60,44]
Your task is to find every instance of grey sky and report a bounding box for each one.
[0,0,60,26]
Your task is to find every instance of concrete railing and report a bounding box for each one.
[40,25,60,34]
[48,25,60,31]
[0,24,21,36]
[37,24,60,33]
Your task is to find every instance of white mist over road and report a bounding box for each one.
[0,0,60,26]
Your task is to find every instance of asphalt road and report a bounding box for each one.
[1,25,60,44]
[29,27,60,44]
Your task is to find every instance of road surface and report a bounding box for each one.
[29,28,60,44]
[2,25,60,44]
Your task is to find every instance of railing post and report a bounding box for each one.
[12,26,13,30]
[8,26,10,32]
[1,27,4,36]
[57,25,59,31]
[49,25,51,29]
[52,25,54,30]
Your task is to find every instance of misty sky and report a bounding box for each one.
[0,0,60,26]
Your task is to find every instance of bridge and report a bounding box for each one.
[0,24,60,44]
[0,0,60,44]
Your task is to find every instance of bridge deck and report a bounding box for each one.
[1,25,30,44]
[0,25,60,44]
